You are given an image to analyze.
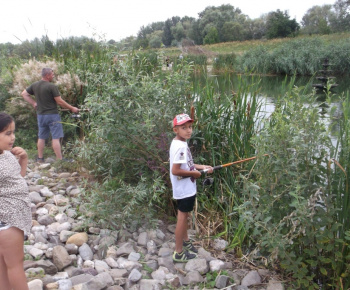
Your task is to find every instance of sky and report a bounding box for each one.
[0,0,336,44]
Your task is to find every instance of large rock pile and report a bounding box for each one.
[23,159,284,290]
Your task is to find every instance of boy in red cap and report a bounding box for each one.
[170,113,213,262]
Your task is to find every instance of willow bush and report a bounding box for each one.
[236,86,350,288]
[72,49,197,227]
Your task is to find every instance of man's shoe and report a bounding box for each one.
[183,240,198,253]
[173,250,197,263]
[36,157,45,163]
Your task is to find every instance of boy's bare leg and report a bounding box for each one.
[175,211,189,253]
[0,227,29,290]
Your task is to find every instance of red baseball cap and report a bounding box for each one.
[173,113,194,127]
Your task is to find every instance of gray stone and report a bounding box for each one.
[213,238,228,251]
[215,275,230,289]
[241,270,262,287]
[29,191,44,204]
[128,268,142,282]
[37,214,55,226]
[185,258,209,274]
[58,279,73,290]
[116,242,135,256]
[28,279,44,290]
[128,252,141,261]
[138,279,163,290]
[137,232,148,246]
[183,271,204,285]
[79,243,94,261]
[70,274,94,286]
[52,246,72,271]
[267,279,285,290]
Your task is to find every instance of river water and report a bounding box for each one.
[195,73,349,144]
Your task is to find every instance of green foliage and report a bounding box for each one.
[266,10,300,39]
[239,37,350,75]
[81,175,166,228]
[237,87,350,288]
[212,53,237,71]
[191,73,262,243]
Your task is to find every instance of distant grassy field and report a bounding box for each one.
[158,32,350,57]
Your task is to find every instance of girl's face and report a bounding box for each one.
[0,121,15,152]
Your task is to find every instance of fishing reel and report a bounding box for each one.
[71,113,81,119]
[202,177,214,186]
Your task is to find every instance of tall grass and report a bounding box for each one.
[239,37,350,76]
[190,73,262,245]
[328,91,350,289]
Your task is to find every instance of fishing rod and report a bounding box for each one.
[177,154,269,181]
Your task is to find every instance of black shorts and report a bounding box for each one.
[177,194,196,212]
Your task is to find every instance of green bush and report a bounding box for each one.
[237,87,350,288]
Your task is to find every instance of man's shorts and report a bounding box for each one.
[177,194,196,212]
[37,114,64,140]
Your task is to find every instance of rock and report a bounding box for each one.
[267,279,285,290]
[28,279,44,290]
[213,238,228,251]
[137,232,148,246]
[128,268,142,282]
[79,243,94,261]
[185,258,209,274]
[241,270,262,287]
[183,271,204,285]
[66,232,88,246]
[216,275,230,289]
[52,246,72,271]
[116,242,135,256]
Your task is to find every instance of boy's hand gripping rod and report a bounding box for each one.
[177,154,269,180]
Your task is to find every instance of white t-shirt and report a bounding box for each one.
[169,139,197,199]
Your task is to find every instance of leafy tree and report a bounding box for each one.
[222,21,244,41]
[331,0,350,32]
[245,17,267,40]
[171,22,186,42]
[197,4,246,43]
[148,31,163,48]
[266,10,300,39]
[301,5,334,35]
[188,19,203,44]
[41,35,54,56]
[203,26,219,44]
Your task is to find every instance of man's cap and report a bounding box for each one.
[173,113,194,127]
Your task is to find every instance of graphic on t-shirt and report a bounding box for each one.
[187,147,195,183]
[179,152,184,160]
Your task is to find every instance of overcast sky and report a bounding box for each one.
[0,0,336,44]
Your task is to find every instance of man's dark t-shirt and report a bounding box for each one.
[26,80,60,115]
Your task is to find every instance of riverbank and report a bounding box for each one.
[23,157,285,290]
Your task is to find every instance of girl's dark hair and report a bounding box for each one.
[0,112,14,133]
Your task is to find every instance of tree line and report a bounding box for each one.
[125,0,350,48]
[0,0,349,58]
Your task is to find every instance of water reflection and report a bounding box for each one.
[194,73,349,146]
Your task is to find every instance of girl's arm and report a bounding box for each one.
[11,147,28,177]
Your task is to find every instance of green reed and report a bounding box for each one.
[190,72,262,243]
[327,91,350,288]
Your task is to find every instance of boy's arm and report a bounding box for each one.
[195,164,214,173]
[172,163,201,179]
